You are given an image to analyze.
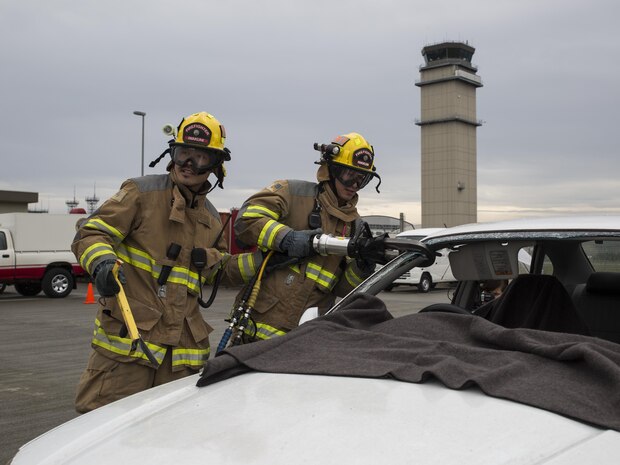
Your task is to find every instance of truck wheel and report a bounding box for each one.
[418,274,432,293]
[0,283,6,294]
[42,268,73,298]
[15,282,42,296]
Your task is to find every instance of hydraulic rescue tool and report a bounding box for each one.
[112,260,159,367]
[312,219,431,262]
[215,220,436,353]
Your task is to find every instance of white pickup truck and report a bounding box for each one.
[0,213,87,298]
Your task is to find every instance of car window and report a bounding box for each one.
[582,240,620,272]
[0,231,6,250]
[518,246,533,274]
[518,245,553,275]
[541,255,554,275]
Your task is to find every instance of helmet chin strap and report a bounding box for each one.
[149,148,171,168]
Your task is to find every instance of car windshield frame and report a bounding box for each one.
[326,227,620,314]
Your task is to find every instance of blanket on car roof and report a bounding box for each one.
[198,293,620,431]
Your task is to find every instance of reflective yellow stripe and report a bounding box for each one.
[245,321,286,340]
[116,244,203,294]
[171,347,210,368]
[257,220,286,249]
[82,240,208,294]
[242,205,280,220]
[91,319,167,365]
[305,262,338,290]
[80,243,115,272]
[91,320,209,368]
[84,218,125,241]
[237,251,261,283]
[345,265,363,287]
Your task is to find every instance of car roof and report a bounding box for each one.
[397,227,447,238]
[422,215,620,246]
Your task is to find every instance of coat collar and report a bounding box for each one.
[318,178,359,223]
[168,170,211,223]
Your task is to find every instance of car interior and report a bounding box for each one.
[439,238,620,344]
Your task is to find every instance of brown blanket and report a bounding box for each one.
[199,293,620,431]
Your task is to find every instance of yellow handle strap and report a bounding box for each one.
[112,259,140,341]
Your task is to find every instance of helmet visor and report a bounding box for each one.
[330,165,373,189]
[171,146,222,174]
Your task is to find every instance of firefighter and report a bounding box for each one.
[233,132,381,342]
[72,111,262,413]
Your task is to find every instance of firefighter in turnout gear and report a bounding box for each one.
[233,132,381,342]
[72,112,263,413]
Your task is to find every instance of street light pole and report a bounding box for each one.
[133,111,146,176]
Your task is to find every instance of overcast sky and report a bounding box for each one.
[1,0,619,225]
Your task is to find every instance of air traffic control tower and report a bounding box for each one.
[416,42,483,227]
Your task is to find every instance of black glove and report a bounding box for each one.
[279,228,322,258]
[354,256,377,276]
[347,219,387,271]
[356,234,388,269]
[93,259,126,297]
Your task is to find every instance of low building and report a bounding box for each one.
[0,190,38,213]
[361,215,415,237]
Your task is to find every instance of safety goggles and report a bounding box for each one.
[331,165,373,189]
[171,146,222,174]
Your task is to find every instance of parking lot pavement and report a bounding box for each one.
[0,283,450,463]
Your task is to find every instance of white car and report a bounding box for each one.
[10,216,620,465]
[387,227,455,292]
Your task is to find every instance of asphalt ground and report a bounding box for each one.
[0,282,452,464]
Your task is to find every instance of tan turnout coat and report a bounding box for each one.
[233,167,370,339]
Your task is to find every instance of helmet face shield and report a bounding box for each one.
[330,164,373,190]
[171,146,222,175]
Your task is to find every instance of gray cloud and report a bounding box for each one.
[1,0,619,225]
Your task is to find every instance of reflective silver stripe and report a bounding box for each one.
[238,251,261,283]
[83,218,125,241]
[171,347,210,368]
[168,267,202,291]
[117,244,153,272]
[344,265,363,287]
[80,243,115,272]
[258,220,286,249]
[246,322,286,340]
[91,320,208,368]
[91,319,166,365]
[116,244,202,294]
[305,262,338,290]
[243,205,280,220]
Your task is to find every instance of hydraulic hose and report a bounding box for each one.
[197,213,232,308]
[216,251,273,353]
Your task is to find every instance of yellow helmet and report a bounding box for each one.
[149,111,231,190]
[314,132,381,191]
[173,112,228,153]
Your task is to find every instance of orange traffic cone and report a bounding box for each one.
[84,282,96,304]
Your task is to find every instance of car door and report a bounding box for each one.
[0,230,14,281]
